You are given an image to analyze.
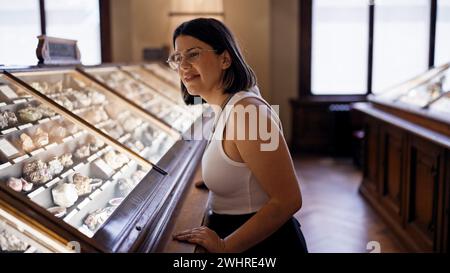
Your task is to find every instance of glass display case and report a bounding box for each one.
[1,201,70,253]
[79,65,199,134]
[7,68,180,165]
[373,62,450,117]
[121,64,203,120]
[0,65,209,252]
[0,73,153,239]
[143,63,180,89]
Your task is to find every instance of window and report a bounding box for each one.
[0,0,41,66]
[0,0,102,66]
[45,0,101,65]
[311,0,369,95]
[435,0,450,67]
[306,0,444,96]
[372,0,430,94]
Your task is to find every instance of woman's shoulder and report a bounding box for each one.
[232,86,264,106]
[232,88,269,110]
[230,90,280,125]
[229,87,282,131]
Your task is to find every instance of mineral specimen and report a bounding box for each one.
[34,128,49,147]
[2,110,18,126]
[74,145,90,159]
[18,106,42,122]
[51,183,78,208]
[23,160,52,184]
[6,177,23,192]
[84,206,115,231]
[71,173,92,196]
[49,125,66,140]
[0,229,29,252]
[47,157,64,176]
[36,105,56,117]
[59,153,73,168]
[20,133,34,152]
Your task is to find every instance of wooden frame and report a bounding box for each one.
[99,0,112,62]
[301,0,440,98]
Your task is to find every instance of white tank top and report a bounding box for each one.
[202,87,283,214]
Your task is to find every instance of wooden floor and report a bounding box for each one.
[293,156,407,253]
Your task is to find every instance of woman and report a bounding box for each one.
[171,18,308,254]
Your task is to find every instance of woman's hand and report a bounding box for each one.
[173,226,227,253]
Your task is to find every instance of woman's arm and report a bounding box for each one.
[222,97,302,252]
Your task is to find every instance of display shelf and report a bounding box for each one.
[79,66,196,134]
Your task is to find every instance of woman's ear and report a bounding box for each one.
[221,50,232,70]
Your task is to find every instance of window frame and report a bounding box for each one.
[300,0,439,99]
[37,0,111,62]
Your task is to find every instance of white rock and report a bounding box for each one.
[52,183,78,208]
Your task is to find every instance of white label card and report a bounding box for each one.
[0,85,18,99]
[18,123,32,130]
[0,139,20,158]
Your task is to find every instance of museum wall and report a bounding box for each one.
[109,0,298,144]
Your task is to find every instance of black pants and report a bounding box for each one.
[206,211,308,254]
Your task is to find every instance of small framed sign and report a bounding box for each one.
[36,35,81,65]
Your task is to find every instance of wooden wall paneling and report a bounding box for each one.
[405,136,443,252]
[440,149,450,252]
[362,116,379,196]
[379,123,405,224]
[292,104,331,153]
[435,148,448,252]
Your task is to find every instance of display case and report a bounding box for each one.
[1,200,70,253]
[122,64,203,118]
[78,65,200,134]
[371,62,450,121]
[127,63,204,118]
[143,63,181,90]
[352,62,450,252]
[7,68,180,165]
[0,65,209,252]
[123,64,184,104]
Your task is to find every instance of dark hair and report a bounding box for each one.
[172,18,257,105]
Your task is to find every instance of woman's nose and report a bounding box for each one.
[179,57,192,70]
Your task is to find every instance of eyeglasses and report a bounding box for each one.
[166,47,217,70]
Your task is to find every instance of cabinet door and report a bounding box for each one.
[379,124,404,222]
[362,117,379,194]
[443,150,450,253]
[405,137,443,252]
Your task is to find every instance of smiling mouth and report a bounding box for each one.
[184,75,200,82]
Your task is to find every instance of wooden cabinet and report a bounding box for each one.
[404,136,443,252]
[362,116,379,195]
[353,102,450,252]
[379,124,405,224]
[290,97,365,155]
[290,102,331,154]
[444,151,450,252]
